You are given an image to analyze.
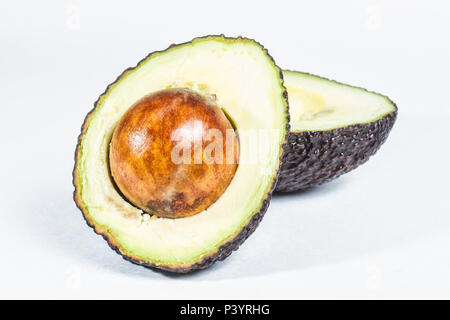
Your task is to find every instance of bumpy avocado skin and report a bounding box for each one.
[275,110,396,193]
[73,35,290,273]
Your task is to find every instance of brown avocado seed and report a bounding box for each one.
[109,88,239,219]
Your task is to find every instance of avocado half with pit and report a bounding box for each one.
[73,36,289,272]
[275,70,397,192]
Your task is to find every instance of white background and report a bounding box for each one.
[1,0,449,299]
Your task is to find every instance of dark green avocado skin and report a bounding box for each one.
[275,111,397,192]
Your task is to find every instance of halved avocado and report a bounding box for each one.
[73,36,289,272]
[276,70,397,192]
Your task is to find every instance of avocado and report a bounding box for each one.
[73,36,289,272]
[275,70,397,192]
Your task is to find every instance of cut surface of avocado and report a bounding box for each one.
[275,70,397,193]
[284,70,396,132]
[73,36,288,272]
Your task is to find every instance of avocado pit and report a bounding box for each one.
[109,88,239,219]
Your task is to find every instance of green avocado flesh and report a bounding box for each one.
[73,36,288,271]
[284,70,396,132]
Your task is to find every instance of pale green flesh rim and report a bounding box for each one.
[283,70,397,133]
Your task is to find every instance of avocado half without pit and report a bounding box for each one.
[275,71,397,192]
[73,36,288,272]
